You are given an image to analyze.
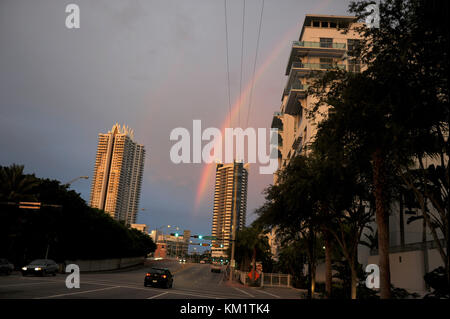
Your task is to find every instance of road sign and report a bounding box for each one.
[202,236,217,240]
[248,270,260,280]
[18,202,41,210]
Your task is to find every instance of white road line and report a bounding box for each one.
[35,286,120,299]
[255,289,281,299]
[0,281,60,288]
[233,287,255,298]
[147,291,169,299]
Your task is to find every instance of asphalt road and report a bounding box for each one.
[0,260,302,299]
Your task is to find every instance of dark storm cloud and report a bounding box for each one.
[0,0,352,241]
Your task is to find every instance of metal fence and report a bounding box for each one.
[261,273,291,288]
[231,270,292,288]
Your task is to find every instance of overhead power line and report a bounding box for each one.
[224,0,232,128]
[245,0,265,128]
[238,0,246,128]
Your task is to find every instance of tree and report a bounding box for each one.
[231,226,272,279]
[0,164,156,266]
[305,0,449,299]
[256,156,324,299]
[0,164,39,202]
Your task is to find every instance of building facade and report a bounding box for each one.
[131,224,149,234]
[153,230,191,258]
[270,14,363,259]
[89,123,145,225]
[271,14,446,295]
[211,161,249,258]
[273,14,362,177]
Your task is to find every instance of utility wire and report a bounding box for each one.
[245,0,265,128]
[224,0,232,128]
[238,0,246,128]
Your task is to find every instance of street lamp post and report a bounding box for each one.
[64,176,89,186]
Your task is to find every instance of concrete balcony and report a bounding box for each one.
[283,62,345,98]
[285,41,347,75]
[271,113,284,132]
[283,82,308,116]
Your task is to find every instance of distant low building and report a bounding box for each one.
[151,229,191,258]
[131,224,148,234]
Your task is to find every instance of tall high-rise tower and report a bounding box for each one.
[89,123,145,225]
[211,161,249,259]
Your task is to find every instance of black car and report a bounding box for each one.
[0,258,14,275]
[21,259,58,276]
[144,268,173,288]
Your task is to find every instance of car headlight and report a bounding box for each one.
[22,267,27,271]
[35,267,42,271]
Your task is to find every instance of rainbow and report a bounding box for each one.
[194,0,335,211]
[194,23,302,211]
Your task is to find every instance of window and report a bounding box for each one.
[320,57,333,69]
[347,39,361,55]
[348,59,361,73]
[320,37,333,48]
[313,21,320,27]
[321,21,329,28]
[330,22,337,28]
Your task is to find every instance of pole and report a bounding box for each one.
[229,162,239,281]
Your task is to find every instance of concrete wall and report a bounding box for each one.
[368,248,444,295]
[65,256,144,272]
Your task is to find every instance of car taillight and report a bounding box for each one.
[146,273,151,276]
[162,275,167,278]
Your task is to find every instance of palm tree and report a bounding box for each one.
[0,164,39,202]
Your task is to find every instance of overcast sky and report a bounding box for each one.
[0,0,353,249]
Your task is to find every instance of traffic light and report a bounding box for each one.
[175,233,179,237]
[198,235,203,239]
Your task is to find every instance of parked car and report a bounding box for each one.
[199,260,206,264]
[21,259,58,276]
[210,262,222,273]
[0,258,14,275]
[144,268,173,288]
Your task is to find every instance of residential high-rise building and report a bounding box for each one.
[270,14,446,295]
[273,15,362,178]
[89,123,145,225]
[211,161,249,259]
[270,14,363,258]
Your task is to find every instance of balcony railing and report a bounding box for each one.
[292,41,346,49]
[283,82,309,97]
[291,61,346,71]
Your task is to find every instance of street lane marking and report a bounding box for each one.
[147,292,169,299]
[255,289,281,298]
[233,287,254,298]
[35,286,120,299]
[0,281,61,288]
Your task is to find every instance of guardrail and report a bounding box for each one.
[65,256,145,272]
